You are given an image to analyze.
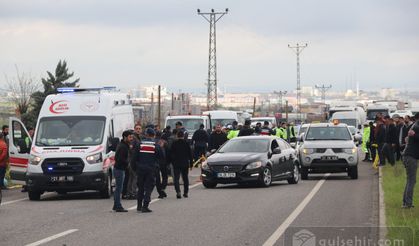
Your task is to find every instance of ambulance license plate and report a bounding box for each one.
[50,176,74,182]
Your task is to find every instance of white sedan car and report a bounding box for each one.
[299,123,359,180]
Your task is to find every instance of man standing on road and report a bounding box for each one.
[362,123,371,161]
[0,133,8,189]
[238,120,255,137]
[132,128,162,213]
[170,131,193,199]
[227,121,240,140]
[209,125,228,151]
[402,113,419,209]
[123,124,142,200]
[113,130,133,212]
[260,121,274,136]
[192,124,209,162]
[384,116,397,166]
[175,121,188,140]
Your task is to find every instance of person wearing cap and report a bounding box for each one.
[289,123,297,143]
[175,121,189,140]
[260,121,274,136]
[113,130,134,212]
[227,121,240,139]
[132,128,163,213]
[402,112,419,209]
[362,123,371,161]
[238,120,255,137]
[192,124,209,162]
[274,122,287,140]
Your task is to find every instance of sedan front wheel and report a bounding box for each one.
[259,167,272,187]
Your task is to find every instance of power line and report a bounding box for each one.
[288,43,308,122]
[315,84,332,104]
[197,8,229,110]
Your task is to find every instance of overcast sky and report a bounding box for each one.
[1,0,418,93]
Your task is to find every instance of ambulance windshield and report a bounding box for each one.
[35,116,106,146]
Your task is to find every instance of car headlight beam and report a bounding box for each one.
[303,148,314,155]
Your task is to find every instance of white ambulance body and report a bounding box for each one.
[9,87,134,200]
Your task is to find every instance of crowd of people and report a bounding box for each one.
[361,112,419,209]
[112,119,297,213]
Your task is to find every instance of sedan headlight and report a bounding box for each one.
[201,160,210,170]
[246,161,262,170]
[86,153,102,164]
[30,155,42,165]
[343,148,357,154]
[303,148,314,155]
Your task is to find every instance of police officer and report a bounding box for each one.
[132,128,162,213]
[227,121,240,139]
[288,123,296,143]
[275,122,286,140]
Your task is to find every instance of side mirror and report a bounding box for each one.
[272,147,281,155]
[210,149,217,154]
[358,125,362,130]
[297,135,304,142]
[354,134,362,142]
[290,142,296,149]
[108,137,120,152]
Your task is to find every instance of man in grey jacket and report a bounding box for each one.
[402,113,419,209]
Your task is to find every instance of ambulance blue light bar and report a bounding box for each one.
[57,87,117,93]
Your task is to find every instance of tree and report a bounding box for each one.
[23,60,80,127]
[4,65,40,120]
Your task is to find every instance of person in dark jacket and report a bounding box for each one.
[208,125,228,151]
[192,124,209,161]
[113,130,134,212]
[368,122,376,162]
[238,120,255,137]
[155,131,168,199]
[402,113,419,208]
[383,117,397,166]
[260,121,274,136]
[123,124,142,200]
[175,121,189,140]
[132,128,162,213]
[170,131,193,199]
[375,119,387,166]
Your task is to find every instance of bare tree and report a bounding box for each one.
[4,65,40,117]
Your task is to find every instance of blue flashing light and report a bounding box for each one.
[48,167,53,171]
[57,88,76,93]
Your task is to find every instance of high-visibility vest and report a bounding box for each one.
[362,126,370,153]
[227,130,240,140]
[275,128,285,138]
[281,127,288,139]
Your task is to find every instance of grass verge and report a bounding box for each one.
[382,162,418,245]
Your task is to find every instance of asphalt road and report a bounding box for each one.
[0,158,378,246]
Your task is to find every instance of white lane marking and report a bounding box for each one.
[1,197,28,206]
[25,229,78,246]
[262,174,330,246]
[127,182,202,211]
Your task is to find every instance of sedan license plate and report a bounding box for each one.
[217,173,236,178]
[321,156,338,161]
[51,176,74,182]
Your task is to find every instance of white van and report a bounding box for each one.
[330,111,363,131]
[203,110,238,127]
[165,115,211,140]
[9,87,134,200]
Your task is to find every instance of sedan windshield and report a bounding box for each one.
[218,139,269,153]
[35,116,106,146]
[305,127,352,141]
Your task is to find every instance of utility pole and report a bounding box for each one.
[288,43,308,122]
[197,8,229,111]
[252,97,256,117]
[274,90,287,112]
[315,84,332,104]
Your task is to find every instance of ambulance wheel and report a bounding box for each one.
[99,173,112,199]
[28,190,41,201]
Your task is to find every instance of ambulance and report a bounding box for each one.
[9,87,134,200]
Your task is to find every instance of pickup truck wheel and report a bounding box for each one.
[348,166,358,179]
[28,190,41,201]
[301,166,309,180]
